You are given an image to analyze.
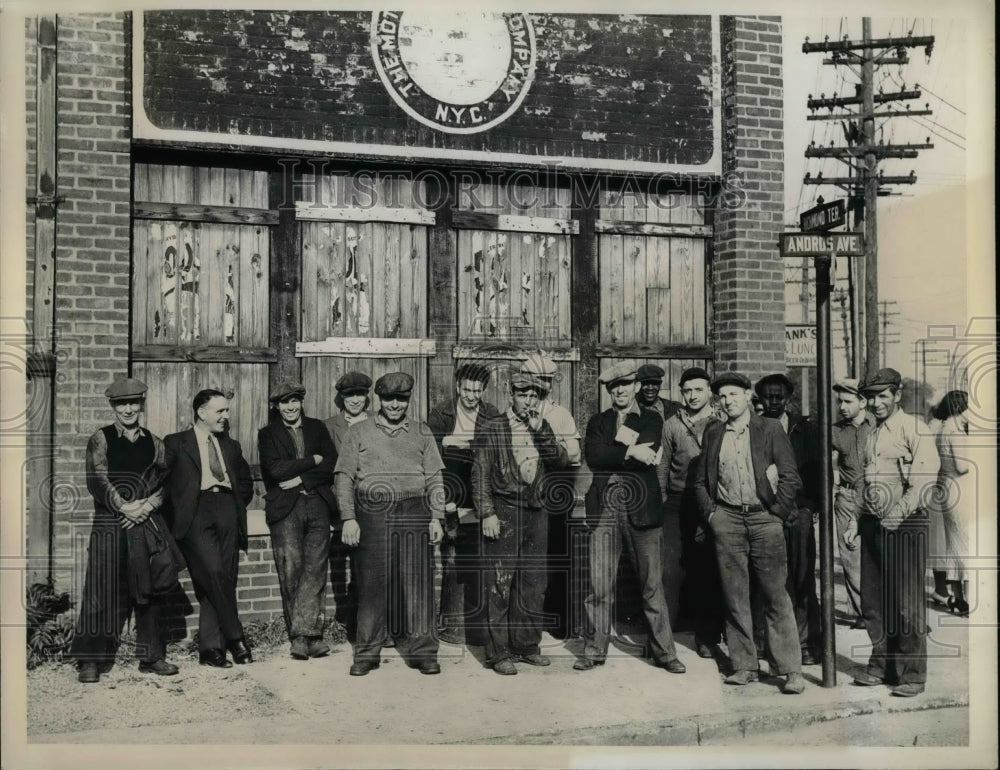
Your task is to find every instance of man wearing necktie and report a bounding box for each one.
[163,389,254,668]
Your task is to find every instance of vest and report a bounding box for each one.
[101,425,156,502]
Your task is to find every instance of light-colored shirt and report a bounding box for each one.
[717,412,758,506]
[193,423,232,490]
[862,407,939,523]
[539,399,581,465]
[659,407,717,495]
[832,411,875,490]
[778,412,789,433]
[334,412,445,521]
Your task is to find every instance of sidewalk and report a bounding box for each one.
[30,601,970,745]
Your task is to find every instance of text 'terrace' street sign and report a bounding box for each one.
[800,199,846,232]
[780,232,866,258]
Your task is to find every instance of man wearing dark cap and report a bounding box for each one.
[472,371,569,675]
[427,362,500,646]
[754,372,822,666]
[163,389,255,668]
[335,371,445,676]
[636,363,683,421]
[258,381,337,660]
[830,377,874,628]
[72,377,180,683]
[658,367,724,658]
[853,368,939,697]
[324,371,373,453]
[693,371,805,694]
[575,362,686,675]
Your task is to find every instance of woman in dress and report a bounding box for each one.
[932,390,975,616]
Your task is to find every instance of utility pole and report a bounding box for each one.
[802,21,935,376]
[878,299,901,367]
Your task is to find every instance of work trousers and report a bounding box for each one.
[269,494,331,641]
[859,511,928,685]
[352,497,438,666]
[676,490,725,646]
[660,498,684,629]
[176,492,244,653]
[438,520,487,646]
[711,506,801,675]
[482,499,549,664]
[834,487,864,618]
[71,516,164,666]
[583,499,678,664]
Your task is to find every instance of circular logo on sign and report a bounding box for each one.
[371,11,536,135]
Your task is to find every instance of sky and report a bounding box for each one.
[781,13,983,397]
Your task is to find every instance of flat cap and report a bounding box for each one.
[269,380,305,403]
[711,371,752,393]
[832,377,862,397]
[679,367,712,388]
[519,352,558,377]
[598,362,637,385]
[860,368,902,393]
[510,371,544,391]
[754,372,795,396]
[105,377,147,401]
[336,371,372,393]
[636,364,665,382]
[374,371,414,397]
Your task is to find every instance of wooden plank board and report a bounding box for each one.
[451,345,580,362]
[132,345,278,362]
[603,234,624,344]
[409,226,428,337]
[300,221,321,342]
[593,343,714,359]
[457,230,472,339]
[652,234,671,340]
[133,202,278,226]
[451,210,579,235]
[295,202,435,226]
[384,222,403,337]
[594,219,712,238]
[508,230,525,335]
[238,225,267,347]
[296,338,437,357]
[691,240,707,343]
[133,223,149,345]
[670,236,696,344]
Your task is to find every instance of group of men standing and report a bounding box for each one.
[73,357,938,698]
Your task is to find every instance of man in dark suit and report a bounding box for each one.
[693,371,805,694]
[163,389,254,668]
[754,372,823,665]
[258,380,337,660]
[575,362,686,675]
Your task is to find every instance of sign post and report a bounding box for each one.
[780,228,865,689]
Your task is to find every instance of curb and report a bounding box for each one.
[470,693,970,745]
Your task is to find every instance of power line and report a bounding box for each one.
[918,82,966,116]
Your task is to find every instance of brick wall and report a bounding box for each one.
[47,13,133,594]
[713,16,785,382]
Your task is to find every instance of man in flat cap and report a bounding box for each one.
[323,370,373,640]
[324,371,373,454]
[258,381,337,660]
[693,371,805,694]
[335,371,445,676]
[636,363,683,422]
[754,372,822,666]
[575,362,686,674]
[520,351,582,639]
[72,377,180,683]
[853,368,939,697]
[830,378,874,629]
[472,371,569,674]
[427,362,500,646]
[163,389,255,668]
[658,367,724,658]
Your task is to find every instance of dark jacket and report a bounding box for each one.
[163,428,254,551]
[584,405,665,529]
[125,512,184,605]
[427,399,500,509]
[257,416,337,526]
[786,413,821,511]
[472,413,568,517]
[693,414,802,524]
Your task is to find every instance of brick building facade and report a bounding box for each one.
[22,12,786,628]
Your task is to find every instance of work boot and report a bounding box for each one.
[493,659,518,676]
[77,662,100,684]
[723,669,759,685]
[782,672,806,694]
[290,637,309,660]
[307,638,331,658]
[138,659,179,676]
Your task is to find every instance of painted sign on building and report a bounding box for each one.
[135,11,720,173]
[786,324,817,366]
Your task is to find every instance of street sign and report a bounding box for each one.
[785,324,817,366]
[780,231,865,257]
[800,199,846,232]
